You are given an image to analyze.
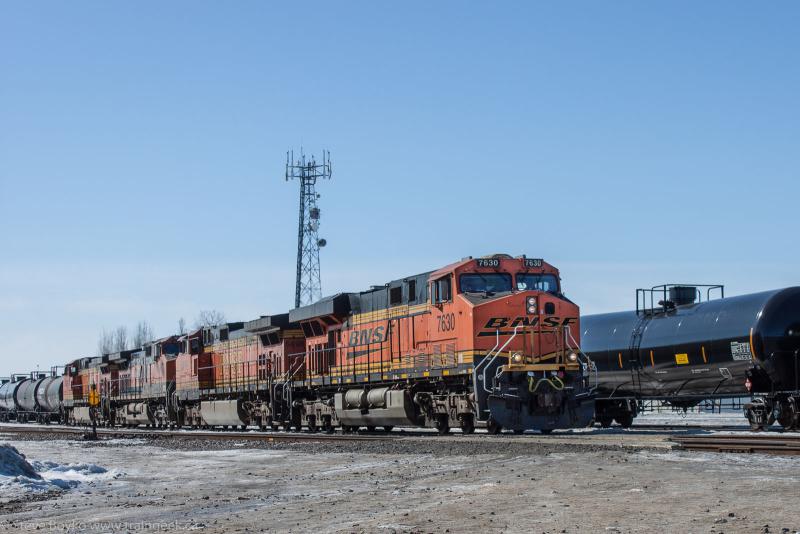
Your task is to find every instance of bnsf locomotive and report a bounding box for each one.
[1,254,596,434]
[581,284,800,431]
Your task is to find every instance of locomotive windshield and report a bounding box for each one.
[516,273,559,294]
[459,273,513,294]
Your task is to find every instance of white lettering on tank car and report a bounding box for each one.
[730,341,752,361]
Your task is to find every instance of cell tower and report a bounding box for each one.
[285,149,332,308]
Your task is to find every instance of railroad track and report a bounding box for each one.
[671,434,800,456]
[0,424,395,442]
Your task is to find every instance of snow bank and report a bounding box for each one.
[0,442,121,497]
[0,444,41,479]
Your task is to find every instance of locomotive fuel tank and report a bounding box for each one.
[581,287,800,399]
[200,399,248,427]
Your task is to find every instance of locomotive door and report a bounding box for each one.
[390,318,401,367]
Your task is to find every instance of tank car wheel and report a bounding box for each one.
[434,416,450,435]
[366,426,376,433]
[598,415,613,428]
[459,415,475,435]
[382,426,394,433]
[513,429,524,435]
[746,404,774,431]
[486,418,502,435]
[777,400,798,430]
[540,429,553,435]
[614,413,634,429]
[749,421,765,432]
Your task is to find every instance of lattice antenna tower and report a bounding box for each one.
[285,149,332,308]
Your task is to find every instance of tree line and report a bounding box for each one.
[96,310,225,356]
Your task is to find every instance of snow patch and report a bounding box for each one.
[0,442,122,497]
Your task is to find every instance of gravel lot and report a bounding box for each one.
[1,429,799,534]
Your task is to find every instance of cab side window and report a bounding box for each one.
[432,276,451,303]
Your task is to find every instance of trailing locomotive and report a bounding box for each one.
[581,284,800,430]
[6,254,596,434]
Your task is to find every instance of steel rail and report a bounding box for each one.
[671,434,800,456]
[0,424,396,442]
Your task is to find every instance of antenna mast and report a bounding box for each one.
[285,149,332,308]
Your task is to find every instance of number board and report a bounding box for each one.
[476,258,500,268]
[524,258,543,268]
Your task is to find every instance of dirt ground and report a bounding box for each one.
[1,429,798,534]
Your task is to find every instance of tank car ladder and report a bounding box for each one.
[627,315,650,395]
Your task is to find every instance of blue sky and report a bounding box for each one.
[1,2,798,371]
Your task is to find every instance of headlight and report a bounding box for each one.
[567,352,578,363]
[511,352,524,364]
[526,297,537,314]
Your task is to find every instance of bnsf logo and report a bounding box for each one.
[483,316,577,329]
[347,326,387,346]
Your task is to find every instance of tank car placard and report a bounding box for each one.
[730,341,751,361]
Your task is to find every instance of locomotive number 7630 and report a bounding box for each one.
[437,313,456,332]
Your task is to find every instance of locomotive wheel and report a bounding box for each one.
[434,416,450,435]
[598,415,613,428]
[614,413,634,429]
[486,418,502,435]
[459,415,475,435]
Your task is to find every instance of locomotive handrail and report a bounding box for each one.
[565,326,598,393]
[473,330,501,388]
[480,325,520,394]
[282,356,305,401]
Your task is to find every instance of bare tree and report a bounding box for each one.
[194,310,226,328]
[178,317,187,335]
[113,325,128,352]
[97,329,114,356]
[132,321,154,348]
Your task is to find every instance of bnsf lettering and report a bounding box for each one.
[483,317,577,329]
[347,326,387,346]
[485,317,509,329]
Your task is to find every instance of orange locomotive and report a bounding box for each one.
[289,253,596,433]
[57,253,595,434]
